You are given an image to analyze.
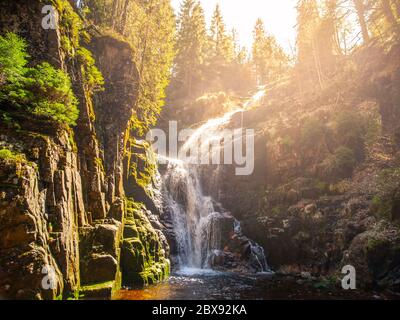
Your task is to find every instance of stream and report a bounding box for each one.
[115,88,399,300]
[115,268,396,300]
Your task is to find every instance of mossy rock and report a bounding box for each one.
[80,281,115,299]
[119,199,170,288]
[123,224,139,238]
[121,238,145,278]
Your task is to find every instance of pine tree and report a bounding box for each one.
[252,18,268,84]
[320,0,341,55]
[134,0,176,132]
[252,18,288,84]
[209,4,234,65]
[295,0,325,88]
[296,0,321,66]
[173,0,208,97]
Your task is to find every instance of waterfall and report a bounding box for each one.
[162,157,220,268]
[161,88,270,272]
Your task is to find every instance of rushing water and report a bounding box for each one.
[116,87,398,300]
[161,88,268,271]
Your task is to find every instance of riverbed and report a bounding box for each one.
[115,268,399,300]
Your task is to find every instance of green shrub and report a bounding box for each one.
[300,117,328,147]
[25,62,79,125]
[367,237,388,252]
[320,146,356,179]
[315,180,328,192]
[334,111,363,142]
[76,47,104,92]
[0,148,13,159]
[329,179,351,194]
[333,111,365,159]
[53,0,85,56]
[372,168,400,220]
[0,33,79,126]
[271,205,285,215]
[0,32,28,83]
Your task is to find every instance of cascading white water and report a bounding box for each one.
[162,88,269,271]
[163,157,215,267]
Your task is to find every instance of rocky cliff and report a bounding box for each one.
[0,0,169,299]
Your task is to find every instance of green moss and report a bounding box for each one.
[80,281,114,291]
[80,281,116,299]
[66,126,78,153]
[120,199,170,288]
[126,139,157,188]
[372,168,400,220]
[76,47,104,93]
[329,179,351,194]
[66,290,84,300]
[0,147,26,163]
[271,205,285,215]
[313,276,337,289]
[51,0,84,57]
[367,237,388,252]
[94,157,105,174]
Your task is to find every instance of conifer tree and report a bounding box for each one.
[173,0,208,97]
[296,0,321,66]
[209,4,234,65]
[252,18,288,84]
[252,18,268,84]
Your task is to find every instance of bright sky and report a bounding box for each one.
[171,0,298,54]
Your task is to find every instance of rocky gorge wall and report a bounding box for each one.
[0,0,169,299]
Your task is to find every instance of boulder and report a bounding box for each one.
[80,254,118,285]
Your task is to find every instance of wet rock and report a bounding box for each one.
[208,250,225,268]
[94,224,120,258]
[342,221,400,290]
[108,198,124,221]
[81,254,118,285]
[304,204,317,214]
[123,224,139,239]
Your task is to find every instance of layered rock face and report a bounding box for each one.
[0,118,83,299]
[0,0,169,299]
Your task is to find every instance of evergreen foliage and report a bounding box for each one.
[252,18,289,84]
[0,33,79,126]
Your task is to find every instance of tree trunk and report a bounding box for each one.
[111,0,120,31]
[381,0,399,33]
[353,0,370,43]
[119,0,130,35]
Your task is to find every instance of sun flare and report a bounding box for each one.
[172,0,298,52]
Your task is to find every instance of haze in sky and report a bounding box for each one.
[171,0,298,54]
